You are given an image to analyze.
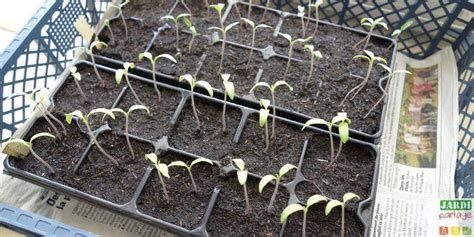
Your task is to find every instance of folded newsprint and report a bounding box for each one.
[369,47,466,237]
[0,46,464,236]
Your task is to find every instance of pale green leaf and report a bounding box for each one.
[144,153,158,164]
[221,74,231,82]
[250,82,271,92]
[177,13,191,19]
[30,132,55,143]
[183,16,193,28]
[89,108,115,120]
[139,52,153,61]
[168,161,188,168]
[391,29,401,37]
[393,69,412,75]
[196,81,214,97]
[65,110,84,124]
[400,20,413,31]
[363,50,375,59]
[259,109,270,127]
[210,3,225,14]
[375,57,387,65]
[258,175,276,193]
[259,99,271,109]
[110,108,126,116]
[338,122,349,143]
[277,32,292,42]
[280,204,304,223]
[69,66,77,73]
[237,170,248,185]
[293,36,312,45]
[115,69,125,84]
[325,200,343,216]
[190,157,213,167]
[342,192,360,204]
[241,18,254,28]
[156,54,177,63]
[129,105,150,115]
[379,22,388,30]
[123,62,134,70]
[2,139,31,150]
[304,44,314,51]
[378,63,392,73]
[302,118,328,131]
[208,26,224,33]
[35,88,50,103]
[90,41,107,50]
[224,22,239,32]
[223,80,234,100]
[72,72,81,81]
[331,112,349,124]
[307,195,327,208]
[274,80,293,91]
[297,5,305,16]
[353,55,370,62]
[256,24,272,30]
[179,74,195,87]
[161,15,176,23]
[278,164,297,177]
[156,163,170,178]
[232,158,245,171]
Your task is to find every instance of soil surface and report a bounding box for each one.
[107,79,182,141]
[137,151,220,230]
[229,115,308,182]
[169,96,241,160]
[296,135,376,202]
[207,177,289,236]
[283,200,364,236]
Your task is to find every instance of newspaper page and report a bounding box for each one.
[369,47,464,237]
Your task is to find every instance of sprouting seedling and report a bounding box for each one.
[339,50,387,106]
[221,74,235,132]
[302,113,351,169]
[69,66,87,101]
[297,5,306,37]
[110,0,130,41]
[278,33,312,79]
[258,99,271,151]
[210,3,225,29]
[74,40,108,86]
[354,17,388,50]
[104,19,115,44]
[250,81,293,140]
[363,65,411,118]
[2,132,56,173]
[178,74,214,130]
[232,159,251,215]
[168,158,213,193]
[110,105,150,160]
[241,18,272,68]
[138,52,177,101]
[145,153,171,202]
[183,17,200,53]
[280,195,327,237]
[309,0,324,37]
[259,164,296,214]
[7,88,67,139]
[325,193,360,237]
[209,21,240,74]
[389,20,413,49]
[66,108,118,165]
[303,45,323,86]
[161,13,192,51]
[260,0,272,22]
[116,62,144,105]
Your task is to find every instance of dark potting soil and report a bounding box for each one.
[229,115,308,182]
[196,43,262,96]
[69,132,153,204]
[207,177,288,236]
[122,0,176,27]
[107,79,182,141]
[283,200,363,236]
[254,19,392,134]
[225,4,280,49]
[137,151,220,230]
[296,135,375,202]
[53,65,123,115]
[169,96,241,160]
[145,29,210,77]
[97,19,154,63]
[13,117,89,178]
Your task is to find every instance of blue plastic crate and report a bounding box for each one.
[0,0,472,199]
